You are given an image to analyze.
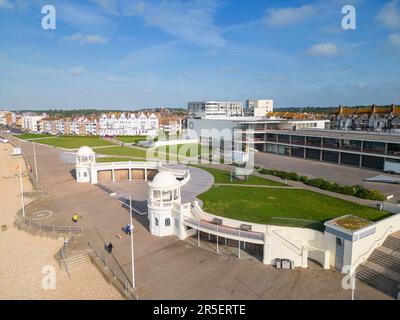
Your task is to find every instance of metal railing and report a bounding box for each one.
[88,241,137,300]
[183,217,264,242]
[15,215,82,235]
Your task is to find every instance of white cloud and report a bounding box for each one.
[64,33,108,45]
[306,43,339,56]
[0,0,13,9]
[265,5,316,27]
[69,66,86,76]
[92,0,226,47]
[388,33,400,46]
[376,0,400,28]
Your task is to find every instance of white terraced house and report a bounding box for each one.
[99,112,159,136]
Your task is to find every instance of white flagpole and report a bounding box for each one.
[129,196,135,289]
[19,161,25,217]
[32,142,38,181]
[216,224,219,254]
[238,227,241,258]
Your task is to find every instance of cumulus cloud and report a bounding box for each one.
[376,0,400,28]
[265,5,316,27]
[92,0,226,47]
[63,33,108,45]
[306,43,339,57]
[388,33,400,46]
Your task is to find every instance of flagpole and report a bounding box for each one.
[32,142,38,181]
[129,196,135,289]
[19,160,25,217]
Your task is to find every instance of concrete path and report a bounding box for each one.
[254,152,400,203]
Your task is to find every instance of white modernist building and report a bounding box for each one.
[22,114,47,133]
[99,113,159,136]
[245,99,274,116]
[188,101,244,118]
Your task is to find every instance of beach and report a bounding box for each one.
[0,142,123,300]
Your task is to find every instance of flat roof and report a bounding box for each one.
[262,129,400,143]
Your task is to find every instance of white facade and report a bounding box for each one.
[188,101,243,118]
[75,146,96,183]
[22,115,46,132]
[186,117,330,144]
[246,99,274,117]
[99,113,159,136]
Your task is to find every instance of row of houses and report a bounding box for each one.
[330,105,400,132]
[19,112,183,136]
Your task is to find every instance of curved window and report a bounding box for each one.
[165,218,171,227]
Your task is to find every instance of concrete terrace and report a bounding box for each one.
[6,135,392,300]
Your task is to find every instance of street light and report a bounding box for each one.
[129,196,135,290]
[32,142,38,181]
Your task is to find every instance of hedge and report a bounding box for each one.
[257,168,386,201]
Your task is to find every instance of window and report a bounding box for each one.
[155,217,159,226]
[165,218,171,227]
[83,172,87,177]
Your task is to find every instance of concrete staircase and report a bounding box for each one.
[61,251,91,274]
[356,232,400,299]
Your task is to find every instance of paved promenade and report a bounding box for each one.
[5,135,392,300]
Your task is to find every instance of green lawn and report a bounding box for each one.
[95,146,148,158]
[96,156,145,163]
[198,186,390,224]
[114,135,147,144]
[195,166,288,186]
[16,133,52,140]
[26,136,116,149]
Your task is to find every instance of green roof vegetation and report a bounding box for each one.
[197,186,390,225]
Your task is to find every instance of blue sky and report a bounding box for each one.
[0,0,399,110]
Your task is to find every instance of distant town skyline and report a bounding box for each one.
[1,0,400,109]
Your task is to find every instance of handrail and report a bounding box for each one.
[183,217,264,241]
[88,241,137,300]
[352,225,394,270]
[271,230,303,256]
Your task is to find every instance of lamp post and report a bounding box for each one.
[129,196,135,289]
[19,160,25,217]
[32,142,38,181]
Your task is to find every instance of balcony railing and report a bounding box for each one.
[183,217,264,242]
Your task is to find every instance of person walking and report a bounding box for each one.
[107,242,113,254]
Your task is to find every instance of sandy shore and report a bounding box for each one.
[0,143,123,300]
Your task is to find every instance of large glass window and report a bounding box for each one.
[323,138,340,149]
[266,144,276,153]
[278,134,290,143]
[341,153,360,166]
[291,147,305,158]
[363,141,385,154]
[291,135,305,145]
[266,133,277,142]
[277,145,290,155]
[322,151,339,163]
[306,148,321,160]
[341,139,362,151]
[387,143,400,156]
[306,136,321,147]
[362,155,384,170]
